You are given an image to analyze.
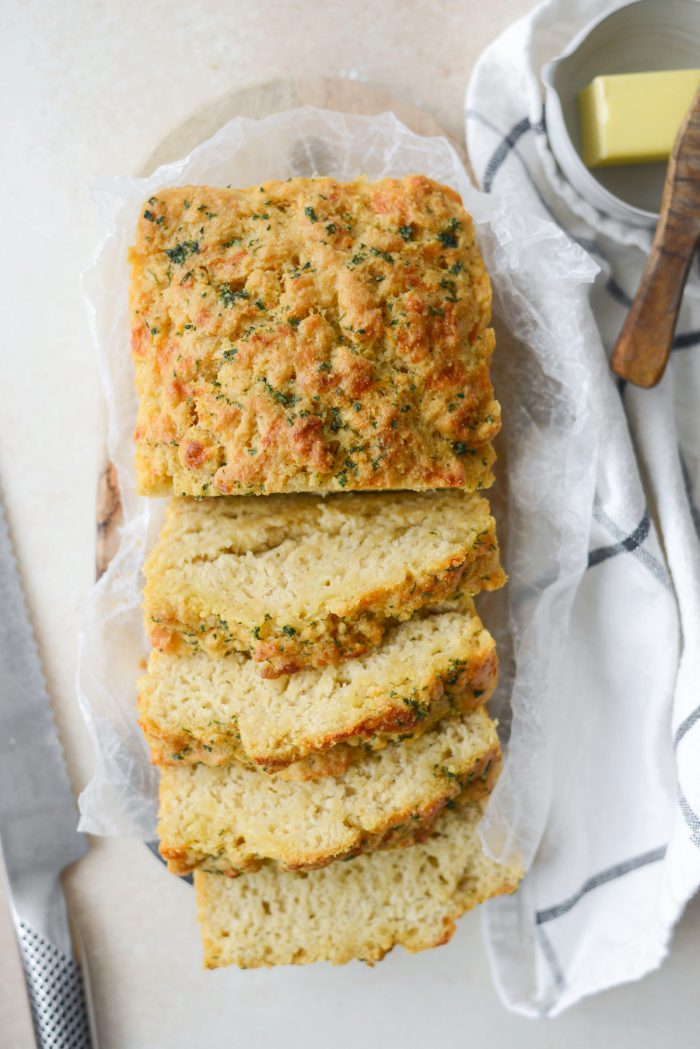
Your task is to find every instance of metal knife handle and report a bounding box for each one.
[9,876,97,1049]
[15,918,94,1049]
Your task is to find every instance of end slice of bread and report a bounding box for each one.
[194,801,522,968]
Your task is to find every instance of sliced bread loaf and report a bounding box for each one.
[158,707,500,876]
[195,801,522,968]
[143,490,505,677]
[139,599,498,771]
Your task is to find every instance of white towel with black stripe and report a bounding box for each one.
[466,0,700,1017]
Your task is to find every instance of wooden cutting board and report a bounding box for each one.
[96,77,460,577]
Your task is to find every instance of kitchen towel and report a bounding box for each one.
[467,0,700,1018]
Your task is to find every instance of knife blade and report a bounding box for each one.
[0,492,96,1048]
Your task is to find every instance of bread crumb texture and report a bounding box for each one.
[142,490,506,676]
[129,176,499,497]
[139,597,498,771]
[194,801,522,968]
[158,708,501,875]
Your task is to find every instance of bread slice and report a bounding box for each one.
[129,176,499,498]
[143,490,505,677]
[158,708,500,876]
[194,801,522,968]
[139,599,498,771]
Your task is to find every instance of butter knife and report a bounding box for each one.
[0,493,96,1048]
[611,84,700,387]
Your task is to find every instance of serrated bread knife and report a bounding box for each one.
[0,494,96,1048]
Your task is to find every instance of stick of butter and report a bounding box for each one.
[578,69,700,168]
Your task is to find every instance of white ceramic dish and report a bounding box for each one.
[542,0,700,228]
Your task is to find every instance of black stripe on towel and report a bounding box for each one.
[465,110,558,217]
[677,785,700,848]
[590,501,670,585]
[673,330,700,351]
[482,116,534,193]
[605,277,632,308]
[675,706,700,749]
[536,925,567,1011]
[535,845,667,925]
[588,509,651,567]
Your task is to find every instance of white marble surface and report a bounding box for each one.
[2,1,699,1045]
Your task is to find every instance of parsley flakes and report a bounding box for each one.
[219,286,249,308]
[437,217,461,249]
[165,240,200,264]
[369,246,394,264]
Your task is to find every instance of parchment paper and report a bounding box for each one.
[79,108,601,873]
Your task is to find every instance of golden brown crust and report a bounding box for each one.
[145,508,506,678]
[129,176,499,496]
[139,646,497,772]
[148,733,362,781]
[194,800,523,968]
[158,745,501,877]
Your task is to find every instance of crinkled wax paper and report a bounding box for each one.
[79,108,600,866]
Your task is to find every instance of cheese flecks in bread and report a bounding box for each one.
[142,490,505,677]
[129,176,499,496]
[194,801,522,968]
[139,598,498,770]
[157,708,501,876]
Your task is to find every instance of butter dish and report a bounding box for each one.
[541,0,700,226]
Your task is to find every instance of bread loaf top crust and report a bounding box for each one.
[129,176,498,497]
